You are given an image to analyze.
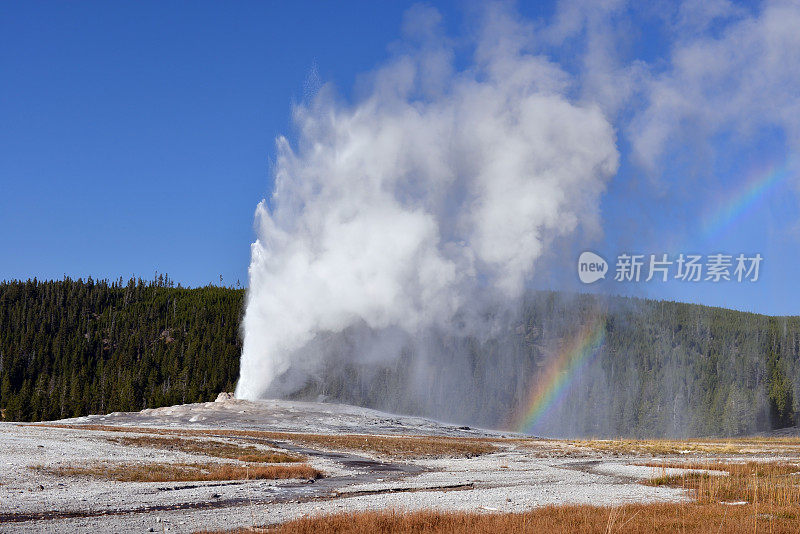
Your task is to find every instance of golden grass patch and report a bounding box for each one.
[39,423,800,459]
[40,424,497,459]
[106,435,304,463]
[35,461,321,483]
[568,437,800,456]
[262,433,496,459]
[198,503,800,533]
[644,460,800,506]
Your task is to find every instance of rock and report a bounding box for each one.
[215,392,235,402]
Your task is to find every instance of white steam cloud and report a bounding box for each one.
[235,5,619,400]
[631,0,800,169]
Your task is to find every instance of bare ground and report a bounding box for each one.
[1,398,796,533]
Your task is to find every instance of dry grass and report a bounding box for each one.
[35,461,322,483]
[196,456,800,533]
[198,503,800,533]
[40,423,800,459]
[645,460,800,506]
[106,435,304,463]
[262,433,496,459]
[37,423,800,459]
[40,424,497,459]
[568,437,800,456]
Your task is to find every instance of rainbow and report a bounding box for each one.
[513,317,606,434]
[702,158,794,239]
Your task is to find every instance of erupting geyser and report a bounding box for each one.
[235,5,618,405]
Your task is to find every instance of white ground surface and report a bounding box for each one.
[0,398,738,533]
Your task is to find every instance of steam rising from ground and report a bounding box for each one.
[235,5,619,401]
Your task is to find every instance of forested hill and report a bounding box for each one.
[0,277,243,421]
[0,278,798,438]
[285,293,800,438]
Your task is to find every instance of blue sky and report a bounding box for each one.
[1,1,419,287]
[2,1,799,315]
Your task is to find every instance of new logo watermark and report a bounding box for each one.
[578,252,762,284]
[578,251,608,284]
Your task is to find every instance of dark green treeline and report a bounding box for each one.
[0,277,243,421]
[0,278,798,437]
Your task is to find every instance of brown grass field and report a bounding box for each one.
[199,452,800,533]
[33,424,800,531]
[35,461,322,483]
[566,437,800,456]
[39,424,497,459]
[644,460,800,506]
[39,423,800,459]
[106,435,304,463]
[199,503,800,533]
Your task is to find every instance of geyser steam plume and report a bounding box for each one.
[235,6,619,405]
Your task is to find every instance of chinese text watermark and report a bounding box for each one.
[578,252,762,284]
